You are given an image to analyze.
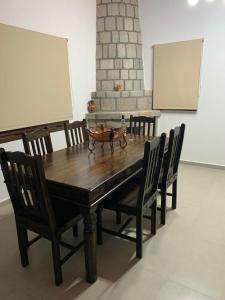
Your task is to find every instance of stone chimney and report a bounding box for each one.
[87,0,160,125]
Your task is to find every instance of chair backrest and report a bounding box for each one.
[0,149,55,229]
[64,120,88,147]
[137,133,166,209]
[129,115,156,137]
[162,124,185,185]
[22,129,53,156]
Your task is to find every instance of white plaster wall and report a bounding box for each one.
[0,0,96,201]
[140,0,225,166]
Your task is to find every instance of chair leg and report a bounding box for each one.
[116,211,122,224]
[96,207,103,245]
[151,201,157,235]
[72,224,78,237]
[161,188,167,225]
[16,222,29,267]
[51,237,63,286]
[136,213,143,258]
[172,179,177,209]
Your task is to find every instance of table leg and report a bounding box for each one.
[81,209,97,283]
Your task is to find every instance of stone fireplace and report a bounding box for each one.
[86,0,160,127]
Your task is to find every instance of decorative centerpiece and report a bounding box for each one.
[87,100,96,113]
[87,124,127,153]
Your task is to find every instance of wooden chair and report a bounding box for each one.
[22,128,53,156]
[0,149,83,286]
[129,115,156,137]
[96,133,166,258]
[64,120,88,147]
[159,124,185,225]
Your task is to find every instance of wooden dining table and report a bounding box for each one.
[43,134,153,283]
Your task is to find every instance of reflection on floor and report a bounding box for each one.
[0,163,225,300]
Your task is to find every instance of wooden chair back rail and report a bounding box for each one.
[137,133,166,209]
[64,120,87,147]
[129,115,156,137]
[23,129,53,156]
[163,124,185,182]
[0,150,55,227]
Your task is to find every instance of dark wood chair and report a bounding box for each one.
[22,128,53,156]
[64,120,88,147]
[159,124,185,225]
[0,149,83,286]
[96,133,166,258]
[129,115,156,137]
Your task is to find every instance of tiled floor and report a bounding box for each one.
[0,163,225,300]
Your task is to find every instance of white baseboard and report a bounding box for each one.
[181,160,225,170]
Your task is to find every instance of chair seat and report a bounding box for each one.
[52,197,81,229]
[101,182,140,214]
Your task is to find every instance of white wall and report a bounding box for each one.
[0,0,96,201]
[140,0,225,166]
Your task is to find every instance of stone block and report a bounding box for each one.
[97,70,107,80]
[105,17,116,31]
[97,5,107,17]
[138,32,142,44]
[133,59,139,69]
[125,80,133,91]
[139,59,144,69]
[121,70,129,79]
[119,3,126,16]
[117,44,126,58]
[102,80,114,91]
[126,44,137,58]
[108,70,119,79]
[106,91,121,98]
[91,92,97,99]
[134,19,140,32]
[137,70,144,80]
[134,5,139,18]
[117,17,124,30]
[131,0,138,5]
[133,79,141,90]
[108,3,119,16]
[96,60,100,70]
[116,98,137,111]
[93,98,101,111]
[96,81,101,90]
[120,31,128,43]
[97,18,105,32]
[141,80,144,90]
[137,44,142,58]
[126,4,135,18]
[99,32,111,44]
[101,98,116,111]
[108,44,117,58]
[96,91,106,98]
[112,31,119,43]
[96,45,102,59]
[103,45,108,58]
[121,91,130,97]
[123,0,131,3]
[102,0,111,3]
[97,0,102,5]
[100,59,114,69]
[115,59,123,69]
[124,18,133,31]
[129,70,137,80]
[137,97,151,110]
[123,59,133,69]
[129,32,138,43]
[130,90,144,97]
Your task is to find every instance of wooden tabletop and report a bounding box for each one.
[44,135,153,207]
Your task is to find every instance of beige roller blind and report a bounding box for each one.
[153,39,203,110]
[0,23,73,132]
